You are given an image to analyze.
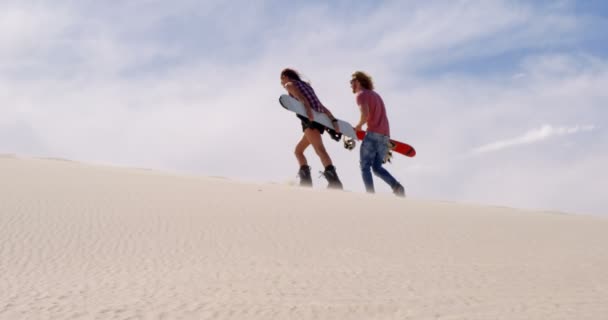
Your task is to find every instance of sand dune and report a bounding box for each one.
[1,156,607,319]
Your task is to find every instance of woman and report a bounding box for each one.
[280,68,343,189]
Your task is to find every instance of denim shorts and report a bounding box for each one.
[297,115,325,134]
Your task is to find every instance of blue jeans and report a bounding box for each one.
[360,131,399,193]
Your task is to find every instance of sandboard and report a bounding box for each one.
[356,130,416,157]
[279,94,416,158]
[279,94,357,139]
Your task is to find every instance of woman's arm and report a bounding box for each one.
[324,109,341,133]
[284,82,314,121]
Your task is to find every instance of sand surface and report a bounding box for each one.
[1,155,607,319]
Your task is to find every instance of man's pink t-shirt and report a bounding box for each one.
[356,89,390,136]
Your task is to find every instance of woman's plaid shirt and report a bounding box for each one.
[291,80,329,114]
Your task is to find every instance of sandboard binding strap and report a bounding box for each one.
[343,136,356,150]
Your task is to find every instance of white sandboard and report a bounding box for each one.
[279,94,357,139]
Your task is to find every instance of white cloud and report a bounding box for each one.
[472,124,596,155]
[0,3,72,64]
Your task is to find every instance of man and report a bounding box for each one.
[351,71,405,197]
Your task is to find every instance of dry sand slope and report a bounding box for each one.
[1,155,607,319]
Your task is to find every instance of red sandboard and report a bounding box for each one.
[356,130,416,157]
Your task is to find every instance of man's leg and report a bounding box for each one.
[371,137,399,189]
[371,138,405,196]
[359,137,376,193]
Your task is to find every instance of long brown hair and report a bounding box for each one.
[352,71,374,90]
[281,68,302,81]
[281,68,309,84]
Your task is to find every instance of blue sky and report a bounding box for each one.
[1,0,607,215]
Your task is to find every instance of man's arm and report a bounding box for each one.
[355,103,369,132]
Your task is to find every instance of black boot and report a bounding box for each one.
[322,165,343,190]
[298,165,312,187]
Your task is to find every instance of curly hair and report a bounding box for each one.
[351,71,374,90]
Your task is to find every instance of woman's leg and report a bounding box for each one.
[294,134,313,186]
[304,128,332,168]
[294,134,310,167]
[305,128,342,189]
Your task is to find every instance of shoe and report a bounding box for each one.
[393,183,406,197]
[298,165,312,187]
[322,165,343,190]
